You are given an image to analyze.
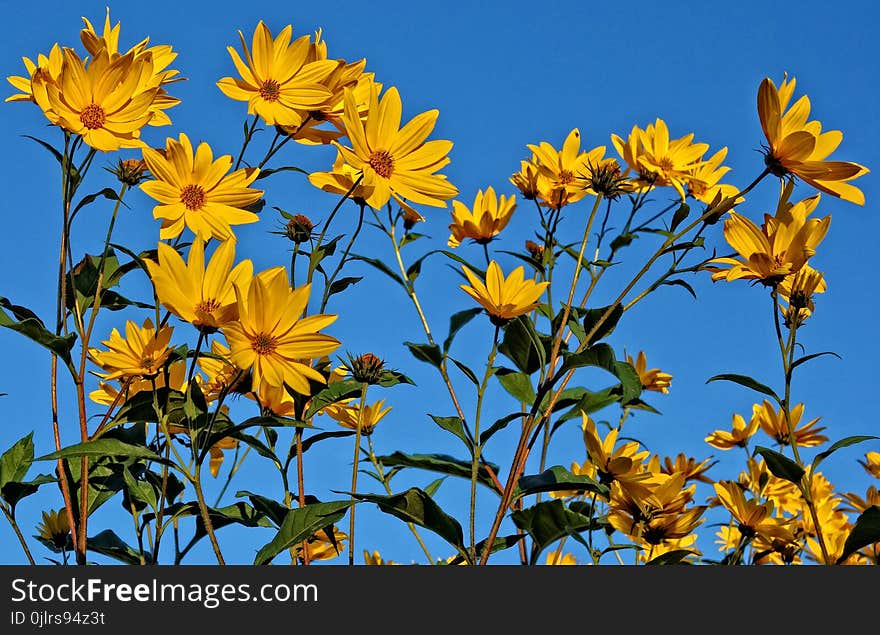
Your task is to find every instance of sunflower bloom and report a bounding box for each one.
[686,147,740,205]
[758,74,869,205]
[140,133,263,241]
[653,453,716,484]
[323,399,391,435]
[36,509,71,549]
[509,157,543,200]
[6,43,63,103]
[294,526,348,561]
[705,413,759,450]
[308,150,374,202]
[860,452,880,479]
[145,240,253,331]
[713,481,795,543]
[751,400,828,448]
[334,81,458,213]
[89,318,174,381]
[460,260,549,325]
[217,21,339,127]
[626,351,672,394]
[223,267,341,395]
[198,341,243,402]
[90,359,187,405]
[527,128,605,209]
[581,414,654,502]
[31,48,157,152]
[706,191,829,286]
[777,265,826,326]
[447,187,516,247]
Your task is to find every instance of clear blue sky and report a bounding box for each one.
[1,0,878,565]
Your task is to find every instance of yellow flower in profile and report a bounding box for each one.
[6,43,63,103]
[751,400,828,448]
[842,486,880,514]
[363,550,397,565]
[758,74,869,205]
[860,452,880,479]
[447,187,516,248]
[705,413,759,450]
[89,318,173,381]
[334,81,458,213]
[79,8,181,127]
[612,119,709,199]
[706,192,829,286]
[323,399,391,435]
[198,341,242,402]
[777,265,826,326]
[294,526,348,561]
[31,48,157,151]
[307,150,374,202]
[90,360,187,405]
[223,267,341,395]
[460,261,549,325]
[527,128,605,209]
[713,481,795,543]
[686,147,740,205]
[140,133,263,241]
[509,156,543,200]
[145,240,253,331]
[216,21,339,127]
[653,453,716,484]
[545,551,578,565]
[626,351,672,394]
[36,509,71,549]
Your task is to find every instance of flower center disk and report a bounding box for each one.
[180,184,207,211]
[259,79,281,101]
[80,103,106,130]
[369,150,394,178]
[250,332,279,355]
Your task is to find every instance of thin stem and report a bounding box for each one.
[295,428,310,566]
[320,202,366,312]
[470,326,499,563]
[1,506,36,565]
[234,115,259,170]
[192,465,225,565]
[348,383,369,565]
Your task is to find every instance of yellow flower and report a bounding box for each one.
[164,421,237,478]
[6,43,63,103]
[860,452,880,479]
[294,526,348,561]
[216,21,339,127]
[460,260,549,325]
[713,481,795,543]
[323,399,391,435]
[140,133,263,241]
[545,551,578,565]
[653,453,716,484]
[706,190,829,286]
[90,359,187,405]
[686,147,740,205]
[581,414,653,502]
[223,267,340,395]
[145,240,253,331]
[612,119,709,199]
[549,459,598,499]
[31,48,157,152]
[527,128,605,209]
[637,534,700,564]
[447,187,516,248]
[79,8,181,127]
[777,265,826,326]
[626,351,672,394]
[509,156,543,200]
[751,400,828,448]
[36,509,70,549]
[608,473,705,545]
[198,341,242,402]
[334,81,458,213]
[737,458,801,515]
[307,150,374,202]
[363,550,396,565]
[705,413,759,450]
[842,486,880,514]
[89,318,173,381]
[758,74,869,205]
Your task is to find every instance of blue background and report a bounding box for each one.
[1,0,878,565]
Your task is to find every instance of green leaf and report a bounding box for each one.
[560,343,616,375]
[0,297,76,375]
[404,341,444,370]
[580,303,623,345]
[499,316,551,375]
[376,369,416,388]
[646,549,695,565]
[811,435,878,474]
[423,477,446,498]
[235,490,290,527]
[557,387,620,422]
[511,499,596,564]
[753,446,805,484]
[303,379,363,419]
[614,359,643,405]
[87,529,145,565]
[327,276,362,297]
[514,466,608,501]
[375,452,499,493]
[443,308,483,352]
[349,254,405,288]
[496,369,536,405]
[300,430,356,455]
[428,415,473,451]
[353,488,466,558]
[837,506,880,564]
[254,165,308,180]
[254,501,352,565]
[406,251,437,283]
[445,534,523,565]
[449,357,479,386]
[480,412,524,445]
[669,203,690,231]
[1,474,55,510]
[36,439,164,464]
[0,432,34,492]
[72,187,123,216]
[21,134,63,164]
[707,373,780,403]
[609,232,636,251]
[790,351,842,372]
[400,232,428,248]
[660,279,697,300]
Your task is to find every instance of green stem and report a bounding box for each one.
[470,326,500,563]
[320,202,366,311]
[1,505,36,565]
[348,383,369,565]
[234,115,259,170]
